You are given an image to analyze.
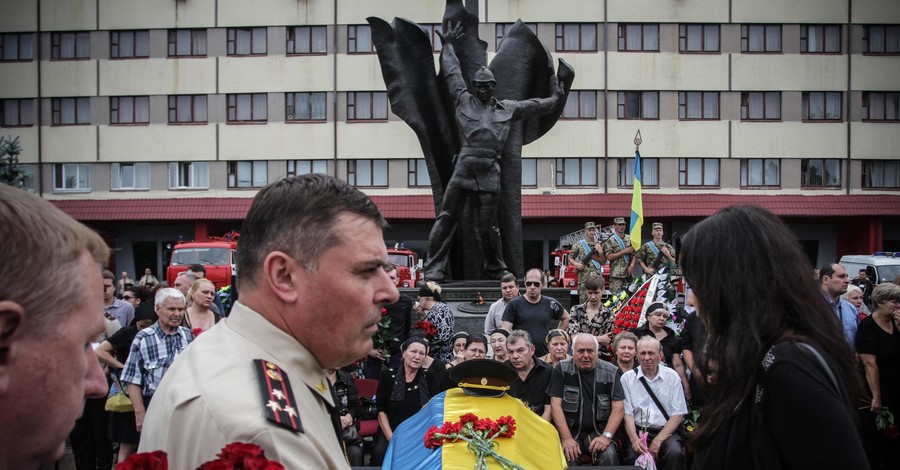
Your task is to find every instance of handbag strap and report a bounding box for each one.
[796,343,841,400]
[639,376,670,421]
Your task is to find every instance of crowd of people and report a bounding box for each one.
[2,177,898,470]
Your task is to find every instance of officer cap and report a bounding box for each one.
[652,222,664,229]
[449,359,517,398]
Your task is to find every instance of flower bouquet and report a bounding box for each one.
[413,319,438,339]
[115,442,284,470]
[424,413,522,470]
[373,306,398,364]
[634,430,657,470]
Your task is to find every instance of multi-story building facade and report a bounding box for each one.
[2,0,899,278]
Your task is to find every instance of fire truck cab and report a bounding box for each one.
[166,231,239,289]
[387,244,422,288]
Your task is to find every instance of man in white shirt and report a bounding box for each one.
[484,273,519,333]
[620,336,687,470]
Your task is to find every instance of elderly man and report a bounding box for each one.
[121,288,193,432]
[139,175,399,469]
[603,217,636,295]
[621,336,687,470]
[0,185,109,469]
[485,273,520,333]
[548,333,624,466]
[569,222,606,304]
[819,263,859,347]
[506,330,553,420]
[502,268,569,358]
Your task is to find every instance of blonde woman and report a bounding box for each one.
[541,329,571,366]
[182,278,219,335]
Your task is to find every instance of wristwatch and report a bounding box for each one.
[602,431,613,439]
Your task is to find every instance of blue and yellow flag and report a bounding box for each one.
[630,150,644,249]
[383,388,566,469]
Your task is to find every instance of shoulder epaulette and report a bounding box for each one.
[254,359,303,433]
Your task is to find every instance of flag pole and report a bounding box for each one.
[630,130,644,250]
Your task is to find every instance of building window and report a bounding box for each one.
[679,158,720,187]
[741,92,781,120]
[168,95,207,124]
[741,25,781,53]
[556,158,597,186]
[522,159,537,187]
[803,92,842,121]
[1,33,34,61]
[863,25,900,54]
[348,159,388,187]
[227,28,267,56]
[51,98,90,125]
[286,26,326,55]
[168,29,207,57]
[51,32,90,60]
[286,92,327,121]
[801,159,841,187]
[618,24,659,52]
[16,163,36,191]
[227,94,268,123]
[168,162,209,189]
[679,92,719,120]
[679,24,719,53]
[1,99,35,127]
[496,23,537,51]
[110,30,149,59]
[348,25,374,53]
[555,23,597,52]
[110,96,149,125]
[618,157,659,187]
[862,160,900,189]
[801,25,840,53]
[741,159,780,187]
[420,24,443,53]
[287,160,328,176]
[347,92,388,121]
[562,91,597,119]
[111,162,150,190]
[54,163,91,192]
[617,91,659,119]
[408,159,431,187]
[227,161,268,188]
[863,92,900,121]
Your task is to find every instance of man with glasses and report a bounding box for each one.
[502,268,569,357]
[603,217,636,296]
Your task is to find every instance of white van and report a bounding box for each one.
[839,253,900,284]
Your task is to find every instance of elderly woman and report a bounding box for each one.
[446,332,469,368]
[489,328,510,362]
[612,331,639,376]
[844,284,872,319]
[182,278,219,335]
[683,206,866,469]
[371,337,439,466]
[417,282,455,363]
[856,282,900,467]
[540,329,572,366]
[441,334,490,390]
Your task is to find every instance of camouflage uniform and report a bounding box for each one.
[602,234,632,295]
[635,241,676,276]
[570,238,604,303]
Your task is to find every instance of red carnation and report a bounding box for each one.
[474,417,495,433]
[615,319,624,326]
[218,443,266,465]
[115,450,168,470]
[382,307,388,317]
[459,413,480,425]
[244,458,285,470]
[196,461,231,470]
[441,421,462,435]
[425,426,443,449]
[496,415,517,438]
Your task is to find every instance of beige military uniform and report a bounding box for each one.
[139,302,349,469]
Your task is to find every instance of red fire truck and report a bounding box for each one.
[387,244,422,288]
[166,231,239,289]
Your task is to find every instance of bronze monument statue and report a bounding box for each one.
[369,0,574,281]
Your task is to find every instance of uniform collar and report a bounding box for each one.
[227,302,333,406]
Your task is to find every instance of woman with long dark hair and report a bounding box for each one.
[684,206,867,469]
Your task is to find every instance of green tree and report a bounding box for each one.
[0,136,26,189]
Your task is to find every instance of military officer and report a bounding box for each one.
[569,221,606,303]
[138,175,400,469]
[602,217,635,295]
[635,222,676,279]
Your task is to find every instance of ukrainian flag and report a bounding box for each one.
[382,388,566,469]
[630,149,644,249]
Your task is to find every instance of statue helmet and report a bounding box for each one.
[473,66,496,85]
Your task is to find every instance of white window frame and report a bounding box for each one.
[287,160,328,176]
[286,26,327,55]
[618,157,659,188]
[555,158,597,187]
[54,163,91,192]
[740,159,781,188]
[168,162,209,189]
[228,161,268,188]
[348,159,388,187]
[111,162,150,190]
